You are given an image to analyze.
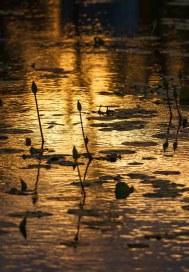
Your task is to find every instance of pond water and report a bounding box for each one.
[1,1,189,271]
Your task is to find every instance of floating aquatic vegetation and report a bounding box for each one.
[127,243,149,249]
[0,128,33,134]
[153,170,181,175]
[122,141,158,147]
[98,120,146,132]
[115,181,134,199]
[143,178,187,198]
[8,210,53,218]
[6,179,30,195]
[0,148,24,154]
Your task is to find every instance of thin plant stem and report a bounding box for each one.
[83,158,92,183]
[79,111,91,159]
[166,83,173,138]
[74,194,86,243]
[32,142,44,204]
[173,87,182,151]
[76,162,86,198]
[34,93,45,144]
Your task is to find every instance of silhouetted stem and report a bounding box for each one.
[174,88,182,150]
[165,84,173,140]
[79,111,92,160]
[83,158,92,183]
[32,142,44,204]
[76,162,86,198]
[74,195,86,243]
[34,93,45,144]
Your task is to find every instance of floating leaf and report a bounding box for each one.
[115,182,134,199]
[32,81,37,94]
[77,100,82,112]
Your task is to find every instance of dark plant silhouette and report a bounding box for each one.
[72,145,86,197]
[19,215,27,239]
[173,86,182,151]
[32,81,45,145]
[163,79,173,152]
[32,142,44,205]
[73,194,86,245]
[72,149,92,245]
[77,100,92,160]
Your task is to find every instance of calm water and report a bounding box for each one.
[1,1,189,271]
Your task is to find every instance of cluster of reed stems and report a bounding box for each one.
[163,76,187,153]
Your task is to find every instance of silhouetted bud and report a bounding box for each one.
[173,141,178,151]
[72,145,79,161]
[77,100,82,112]
[163,140,169,152]
[32,81,37,94]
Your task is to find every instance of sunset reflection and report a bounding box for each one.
[0,1,189,272]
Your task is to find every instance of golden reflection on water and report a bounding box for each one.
[1,1,189,271]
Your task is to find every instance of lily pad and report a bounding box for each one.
[127,243,149,249]
[0,148,24,154]
[68,209,99,217]
[8,211,53,218]
[122,141,158,147]
[0,128,33,134]
[153,170,181,175]
[100,149,136,155]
